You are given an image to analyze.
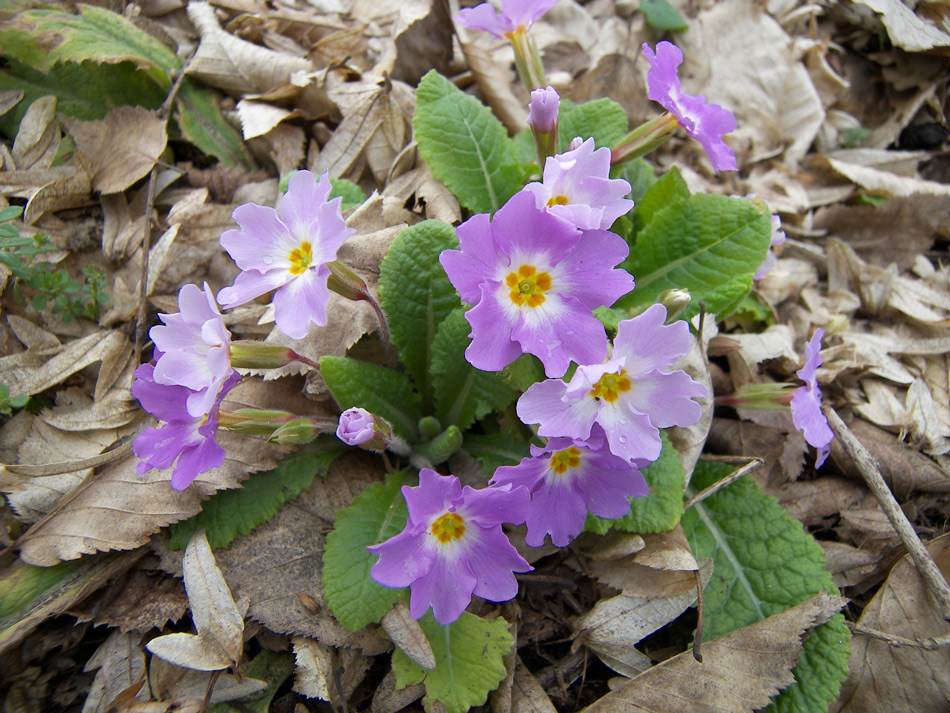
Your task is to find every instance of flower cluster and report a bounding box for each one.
[367,84,708,624]
[132,171,361,488]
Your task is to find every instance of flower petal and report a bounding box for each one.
[409,549,477,624]
[464,525,531,602]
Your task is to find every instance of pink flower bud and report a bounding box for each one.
[336,407,392,451]
[527,86,559,133]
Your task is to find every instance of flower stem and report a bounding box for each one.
[611,112,679,165]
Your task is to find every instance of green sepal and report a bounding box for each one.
[320,356,422,441]
[392,612,513,713]
[323,470,413,632]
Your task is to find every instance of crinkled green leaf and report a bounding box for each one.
[558,98,628,151]
[682,462,851,713]
[378,220,460,411]
[320,356,421,441]
[414,70,525,214]
[585,430,685,534]
[463,431,532,475]
[168,439,345,551]
[323,470,412,632]
[617,193,772,321]
[0,5,179,78]
[175,80,254,169]
[0,59,165,134]
[640,0,689,31]
[622,158,658,205]
[392,611,512,713]
[632,166,689,238]
[431,308,517,430]
[329,177,368,211]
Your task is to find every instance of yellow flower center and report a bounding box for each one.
[549,447,582,475]
[589,369,632,403]
[288,241,313,276]
[505,264,551,308]
[503,24,528,40]
[546,195,570,206]
[431,512,466,544]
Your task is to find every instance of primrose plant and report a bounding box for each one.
[131,3,839,711]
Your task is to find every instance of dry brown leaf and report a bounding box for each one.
[852,0,950,52]
[12,95,60,171]
[235,100,302,140]
[16,431,284,566]
[819,541,882,590]
[461,42,528,135]
[510,656,558,713]
[833,534,950,712]
[186,1,312,95]
[586,592,847,712]
[390,0,453,86]
[70,568,188,634]
[82,630,146,713]
[822,155,950,197]
[147,530,245,671]
[63,106,167,194]
[145,656,267,707]
[371,670,425,713]
[905,377,950,455]
[292,637,332,700]
[380,599,436,670]
[774,476,868,525]
[19,165,92,224]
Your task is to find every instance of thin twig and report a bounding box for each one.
[683,457,763,510]
[823,404,950,623]
[850,625,950,650]
[692,568,704,662]
[134,56,194,364]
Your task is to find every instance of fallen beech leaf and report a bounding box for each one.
[147,530,244,671]
[12,95,60,171]
[586,592,847,713]
[186,1,312,95]
[63,106,167,194]
[833,534,950,712]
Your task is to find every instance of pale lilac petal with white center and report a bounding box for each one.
[625,369,706,428]
[409,550,477,624]
[524,478,588,547]
[528,86,559,133]
[791,328,833,468]
[170,430,226,490]
[336,407,375,446]
[491,190,577,265]
[517,378,598,440]
[439,214,501,305]
[581,453,648,518]
[272,266,333,339]
[464,290,525,372]
[220,203,296,272]
[595,401,663,462]
[457,482,529,528]
[403,469,462,527]
[455,0,559,38]
[611,303,690,374]
[217,269,292,308]
[367,528,435,588]
[464,525,532,600]
[550,229,634,310]
[277,169,333,241]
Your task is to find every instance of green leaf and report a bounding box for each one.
[621,158,658,205]
[329,177,368,211]
[320,356,421,441]
[616,193,772,321]
[632,166,689,238]
[208,649,294,713]
[323,470,412,631]
[463,431,532,475]
[640,0,689,31]
[168,439,345,550]
[175,80,254,169]
[392,611,513,713]
[0,5,179,79]
[682,462,851,712]
[431,308,517,430]
[414,70,525,214]
[585,430,685,534]
[0,59,166,134]
[378,220,461,411]
[558,98,629,150]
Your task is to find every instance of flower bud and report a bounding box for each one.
[715,382,796,410]
[326,260,370,302]
[658,288,691,322]
[527,86,559,134]
[230,341,314,370]
[336,407,393,452]
[270,418,320,445]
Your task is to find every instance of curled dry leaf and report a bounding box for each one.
[510,656,558,713]
[585,592,847,713]
[851,0,950,52]
[63,106,167,194]
[292,637,332,701]
[147,530,245,671]
[12,95,60,171]
[460,42,528,135]
[82,629,146,713]
[371,670,425,713]
[380,599,436,670]
[833,533,950,712]
[186,1,312,95]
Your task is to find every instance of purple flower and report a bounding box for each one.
[491,425,648,547]
[218,171,356,340]
[517,304,707,463]
[367,469,532,625]
[754,213,787,280]
[790,328,833,468]
[455,0,559,38]
[132,363,241,490]
[527,85,559,133]
[336,407,392,451]
[523,137,633,230]
[150,283,232,418]
[439,191,634,378]
[642,41,737,172]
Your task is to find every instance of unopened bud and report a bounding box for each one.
[326,260,370,302]
[658,288,691,322]
[716,382,796,410]
[568,136,583,151]
[270,418,320,444]
[231,341,314,370]
[336,407,393,452]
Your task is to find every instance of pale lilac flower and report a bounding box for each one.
[491,425,648,547]
[336,407,392,451]
[218,171,355,340]
[150,283,232,418]
[642,41,737,172]
[754,214,787,280]
[456,0,559,38]
[439,190,634,378]
[523,137,634,230]
[790,328,833,468]
[517,304,707,463]
[367,469,532,625]
[527,85,559,133]
[132,364,241,490]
